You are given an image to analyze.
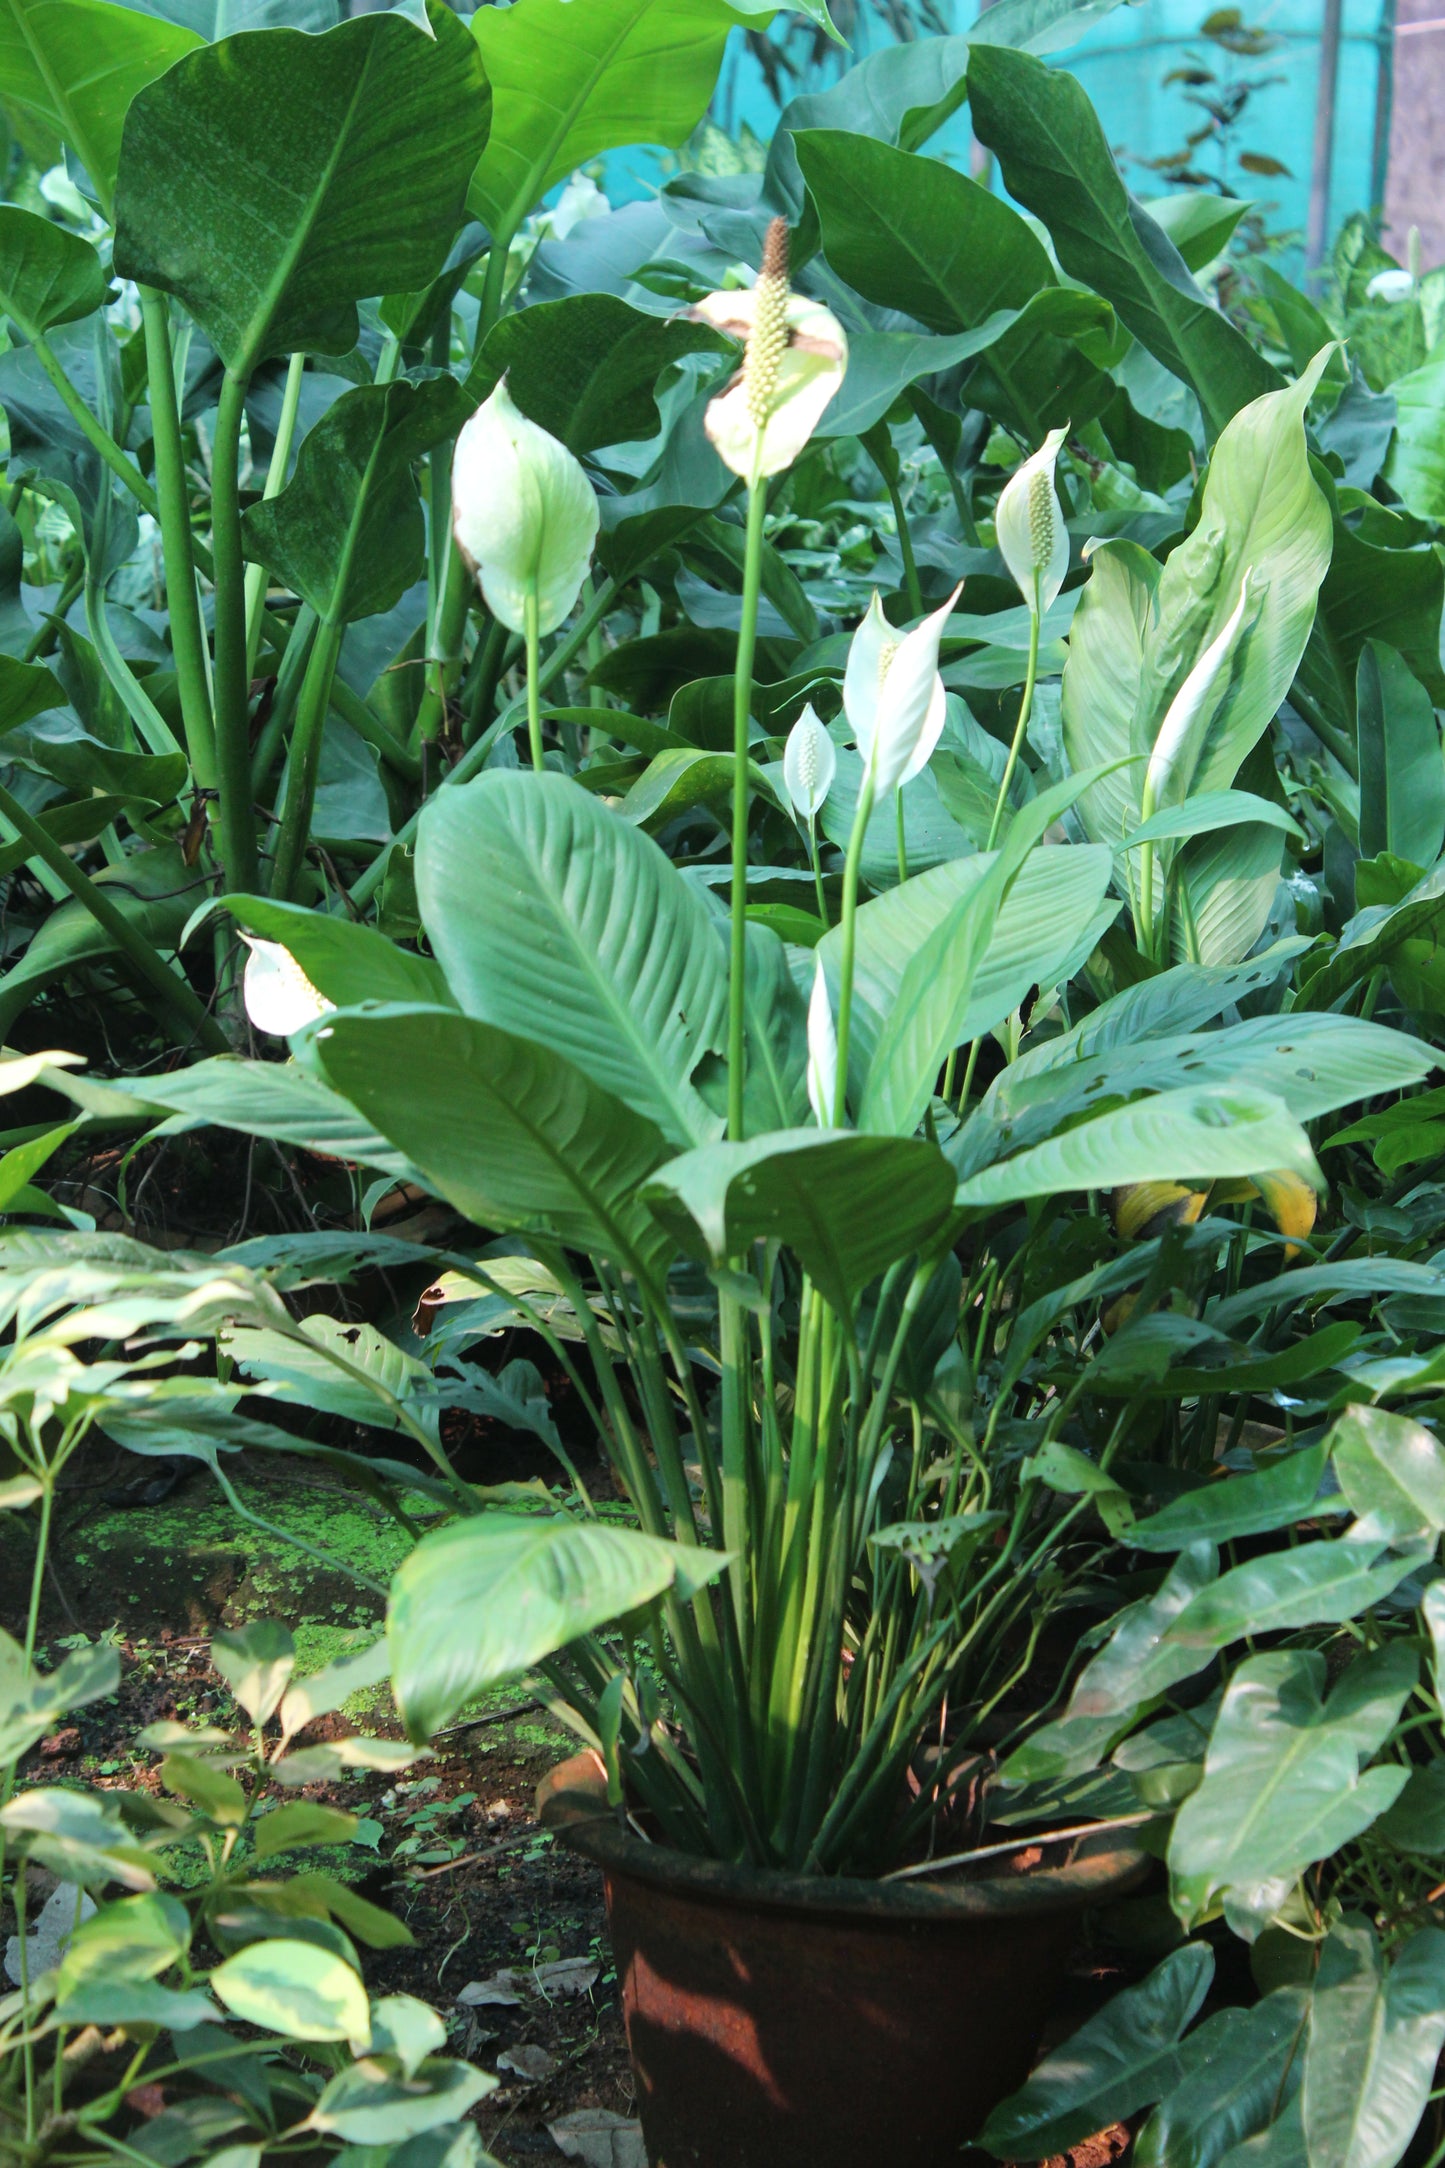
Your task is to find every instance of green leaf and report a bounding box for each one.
[0,654,72,736]
[1298,861,1445,1011]
[467,0,763,247]
[243,379,464,626]
[308,2058,496,2144]
[211,1938,370,2046]
[254,1802,360,1860]
[55,1891,189,2008]
[1330,1405,1445,1543]
[365,1993,446,2078]
[1167,1536,1425,1649]
[1302,518,1445,736]
[1142,190,1252,274]
[114,9,488,376]
[642,1130,956,1319]
[1121,791,1303,851]
[966,45,1281,435]
[1000,1544,1219,1786]
[1126,1444,1330,1553]
[116,1057,420,1184]
[1304,1921,1445,2168]
[1383,346,1445,520]
[224,1313,435,1438]
[1134,1990,1310,2168]
[387,1513,729,1739]
[279,1639,389,1742]
[467,294,729,454]
[0,843,195,1034]
[1168,1646,1415,1933]
[955,1085,1321,1211]
[416,774,727,1150]
[1061,538,1159,850]
[0,0,200,213]
[979,1944,1215,2159]
[0,205,109,336]
[1170,821,1285,969]
[221,895,450,1011]
[1356,642,1445,870]
[210,1621,296,1727]
[313,1006,674,1287]
[160,1751,248,1826]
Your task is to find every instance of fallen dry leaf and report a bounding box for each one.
[548,2108,647,2168]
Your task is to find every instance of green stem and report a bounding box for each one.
[250,604,317,794]
[210,370,259,895]
[832,774,877,1125]
[807,812,827,927]
[728,478,768,1143]
[348,576,620,910]
[244,351,304,679]
[31,331,160,520]
[0,776,226,1052]
[524,587,543,770]
[139,288,215,788]
[985,581,1040,851]
[895,790,908,886]
[270,616,344,900]
[24,555,82,662]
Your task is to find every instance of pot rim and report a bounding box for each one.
[537,1752,1150,1926]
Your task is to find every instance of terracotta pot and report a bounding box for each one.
[537,1750,1148,2168]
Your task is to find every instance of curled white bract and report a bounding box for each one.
[995,425,1070,615]
[451,377,599,637]
[844,587,960,797]
[806,958,838,1126]
[783,703,837,820]
[242,937,334,1038]
[1142,572,1257,813]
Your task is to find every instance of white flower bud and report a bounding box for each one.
[995,425,1070,615]
[451,376,599,637]
[1366,268,1415,304]
[782,703,837,820]
[844,587,960,797]
[693,219,848,482]
[242,937,334,1038]
[1142,572,1257,814]
[806,957,838,1126]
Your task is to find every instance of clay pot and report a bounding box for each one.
[537,1750,1148,2168]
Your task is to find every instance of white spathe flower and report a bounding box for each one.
[782,703,837,820]
[452,376,600,637]
[242,937,334,1038]
[806,957,838,1126]
[995,425,1070,615]
[1366,268,1415,304]
[1142,572,1257,813]
[694,221,847,482]
[844,587,961,797]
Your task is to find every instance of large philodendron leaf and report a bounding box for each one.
[966,44,1280,436]
[0,0,200,212]
[416,774,728,1150]
[312,1004,676,1290]
[242,379,465,626]
[642,1130,956,1319]
[113,7,489,376]
[0,206,109,335]
[1383,346,1445,522]
[1303,1921,1445,2168]
[1356,640,1445,870]
[954,1085,1321,1210]
[468,0,793,248]
[388,1512,729,1741]
[1169,820,1285,969]
[1168,1646,1415,1936]
[466,295,730,456]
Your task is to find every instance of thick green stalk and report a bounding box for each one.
[985,575,1040,852]
[250,605,318,793]
[210,371,259,895]
[806,811,827,927]
[31,331,161,520]
[0,775,226,1053]
[727,479,768,1142]
[270,616,345,900]
[524,588,543,770]
[244,351,305,678]
[139,288,215,788]
[832,773,877,1125]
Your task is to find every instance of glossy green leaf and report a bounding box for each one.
[966,45,1280,435]
[388,1512,729,1739]
[1330,1404,1445,1543]
[0,0,200,212]
[0,205,108,335]
[416,774,728,1150]
[254,1802,359,1860]
[1356,641,1445,870]
[1061,538,1159,849]
[1142,189,1252,274]
[467,294,729,454]
[211,1938,370,2045]
[114,9,488,375]
[1304,1920,1445,2168]
[210,1620,296,1726]
[1134,1990,1310,2168]
[1299,861,1445,1011]
[642,1130,956,1319]
[244,378,463,626]
[308,2058,496,2143]
[313,1005,674,1288]
[1122,791,1303,851]
[222,895,450,1011]
[979,1944,1215,2160]
[1168,1646,1414,1932]
[1383,346,1445,521]
[1126,1445,1330,1553]
[955,1085,1320,1211]
[55,1891,188,2005]
[1167,1535,1425,1648]
[1170,821,1285,969]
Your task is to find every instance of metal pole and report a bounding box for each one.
[1307,0,1347,270]
[1370,0,1398,226]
